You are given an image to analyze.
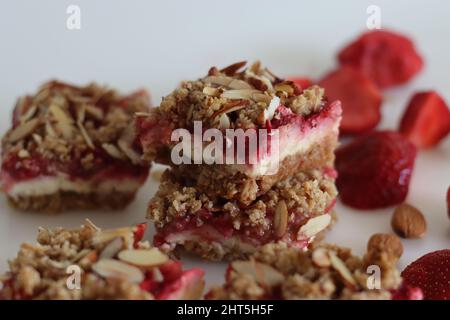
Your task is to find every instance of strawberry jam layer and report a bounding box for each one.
[1,148,148,193]
[137,100,341,168]
[153,205,335,250]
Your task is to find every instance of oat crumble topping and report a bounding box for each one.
[2,81,150,168]
[154,61,325,130]
[207,241,402,300]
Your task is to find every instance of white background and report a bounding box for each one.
[0,0,449,291]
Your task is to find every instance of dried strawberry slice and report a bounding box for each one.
[338,30,423,88]
[319,67,382,134]
[399,91,450,148]
[336,130,416,209]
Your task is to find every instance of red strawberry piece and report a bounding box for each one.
[336,130,417,209]
[132,222,147,248]
[159,260,183,283]
[338,30,423,88]
[156,269,205,300]
[288,77,313,91]
[401,249,450,300]
[399,91,450,148]
[319,67,382,134]
[447,186,450,219]
[391,282,424,300]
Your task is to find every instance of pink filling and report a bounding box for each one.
[137,100,342,166]
[153,198,336,250]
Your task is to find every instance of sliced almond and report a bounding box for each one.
[218,113,230,129]
[84,105,104,120]
[210,100,249,119]
[221,89,261,100]
[92,259,144,283]
[32,133,43,145]
[84,218,100,231]
[252,93,272,104]
[274,200,288,237]
[263,96,280,122]
[202,86,220,96]
[20,105,37,123]
[134,112,151,117]
[71,248,92,263]
[77,122,95,149]
[7,118,40,143]
[76,104,86,123]
[249,60,261,74]
[102,143,125,160]
[49,103,74,139]
[231,260,284,288]
[228,79,253,90]
[274,83,294,95]
[99,237,124,259]
[297,214,331,239]
[312,248,331,267]
[329,251,357,289]
[118,248,168,267]
[220,61,247,75]
[248,77,268,91]
[18,149,30,158]
[203,76,233,87]
[45,121,57,137]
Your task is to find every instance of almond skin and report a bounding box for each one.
[391,203,427,238]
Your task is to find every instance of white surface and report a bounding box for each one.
[0,0,449,291]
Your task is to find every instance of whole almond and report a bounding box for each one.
[367,233,403,259]
[391,203,427,238]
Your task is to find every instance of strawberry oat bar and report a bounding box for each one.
[137,61,342,205]
[0,220,205,300]
[148,169,337,261]
[1,81,151,212]
[206,236,422,300]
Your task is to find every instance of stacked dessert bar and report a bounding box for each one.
[138,61,342,260]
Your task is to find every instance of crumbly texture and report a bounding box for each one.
[206,242,402,300]
[170,133,337,205]
[149,169,336,228]
[148,169,337,260]
[2,81,150,166]
[178,211,337,261]
[154,61,325,131]
[0,221,203,300]
[7,190,137,213]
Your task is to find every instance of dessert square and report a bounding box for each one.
[206,242,404,300]
[137,61,342,205]
[148,169,337,261]
[0,220,205,300]
[1,81,151,212]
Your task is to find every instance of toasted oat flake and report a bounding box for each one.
[18,149,30,159]
[231,260,284,288]
[202,87,220,96]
